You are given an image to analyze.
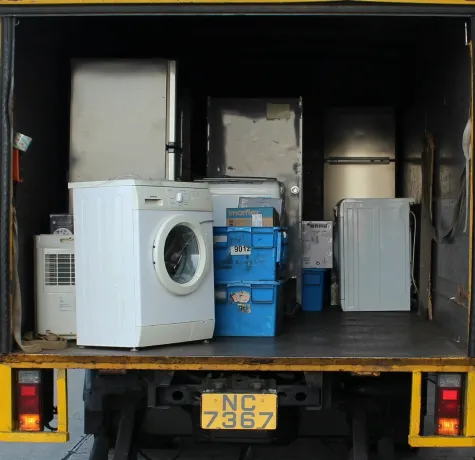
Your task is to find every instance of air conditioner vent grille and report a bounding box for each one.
[44,253,75,286]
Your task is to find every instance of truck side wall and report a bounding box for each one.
[401,22,471,343]
[14,19,70,333]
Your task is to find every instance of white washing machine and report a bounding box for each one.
[69,179,215,348]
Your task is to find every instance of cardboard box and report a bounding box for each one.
[302,221,333,269]
[226,207,280,228]
[50,214,74,235]
[238,197,284,223]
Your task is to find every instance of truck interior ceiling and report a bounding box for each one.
[11,15,471,358]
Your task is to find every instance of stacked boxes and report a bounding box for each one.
[213,205,286,337]
[213,227,287,282]
[214,281,283,337]
[301,221,333,311]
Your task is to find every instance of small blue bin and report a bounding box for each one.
[302,268,327,312]
[213,227,285,282]
[214,281,283,337]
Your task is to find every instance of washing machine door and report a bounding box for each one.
[152,214,211,296]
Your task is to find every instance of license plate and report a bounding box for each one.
[201,393,277,430]
[230,245,251,256]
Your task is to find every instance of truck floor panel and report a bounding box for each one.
[4,312,468,369]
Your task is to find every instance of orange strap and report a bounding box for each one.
[12,147,22,183]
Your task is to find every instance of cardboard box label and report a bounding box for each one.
[231,290,251,304]
[230,245,251,256]
[226,207,279,227]
[239,197,284,222]
[251,214,263,227]
[302,221,333,269]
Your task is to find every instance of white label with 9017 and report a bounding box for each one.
[230,245,251,256]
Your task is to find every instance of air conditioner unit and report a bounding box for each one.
[35,235,76,338]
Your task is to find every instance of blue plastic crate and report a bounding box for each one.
[302,268,327,312]
[213,227,286,282]
[214,281,283,337]
[280,230,289,277]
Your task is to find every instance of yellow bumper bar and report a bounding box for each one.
[1,365,475,446]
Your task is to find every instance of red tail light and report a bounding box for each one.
[16,370,42,432]
[436,374,463,436]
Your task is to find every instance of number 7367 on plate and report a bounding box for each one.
[201,393,277,430]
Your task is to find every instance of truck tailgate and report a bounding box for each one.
[4,312,468,371]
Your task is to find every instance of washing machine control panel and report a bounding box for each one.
[165,188,211,210]
[167,189,189,206]
[133,184,212,211]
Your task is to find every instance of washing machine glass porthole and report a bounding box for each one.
[163,224,200,284]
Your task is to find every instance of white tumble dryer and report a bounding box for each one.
[68,179,215,348]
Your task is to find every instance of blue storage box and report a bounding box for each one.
[213,227,286,282]
[302,268,327,312]
[214,281,283,337]
[280,230,289,276]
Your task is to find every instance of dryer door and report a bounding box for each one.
[152,214,211,296]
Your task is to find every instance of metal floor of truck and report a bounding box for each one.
[34,311,466,361]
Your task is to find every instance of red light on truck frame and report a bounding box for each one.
[436,374,463,436]
[16,370,42,432]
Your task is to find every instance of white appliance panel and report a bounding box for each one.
[69,60,169,183]
[338,198,412,312]
[35,235,76,338]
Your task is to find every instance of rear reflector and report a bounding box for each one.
[441,389,459,401]
[20,385,37,398]
[18,414,41,432]
[436,374,463,436]
[438,417,460,436]
[16,370,42,432]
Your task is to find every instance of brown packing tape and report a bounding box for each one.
[227,217,277,227]
[23,332,68,351]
